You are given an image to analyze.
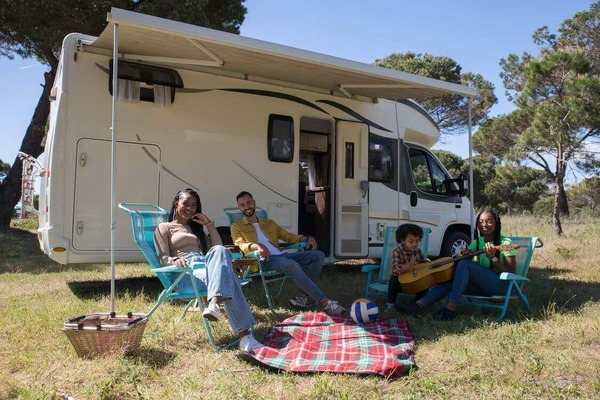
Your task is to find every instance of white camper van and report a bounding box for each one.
[31,8,476,265]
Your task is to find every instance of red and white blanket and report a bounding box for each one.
[247,312,416,379]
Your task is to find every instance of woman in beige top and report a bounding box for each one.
[154,188,263,353]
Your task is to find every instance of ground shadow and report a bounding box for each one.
[67,276,163,299]
[65,260,600,344]
[400,264,600,342]
[526,267,600,312]
[1,228,133,275]
[130,347,177,369]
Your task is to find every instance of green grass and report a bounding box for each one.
[1,215,599,399]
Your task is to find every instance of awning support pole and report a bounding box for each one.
[468,97,474,240]
[110,23,119,315]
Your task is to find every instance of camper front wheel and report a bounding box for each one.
[440,231,470,258]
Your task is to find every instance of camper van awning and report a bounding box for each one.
[86,8,477,101]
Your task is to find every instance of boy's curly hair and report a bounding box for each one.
[396,223,423,243]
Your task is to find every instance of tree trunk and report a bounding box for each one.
[552,152,569,217]
[0,70,55,230]
[555,176,570,216]
[552,184,564,236]
[550,156,569,236]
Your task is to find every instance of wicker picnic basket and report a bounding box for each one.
[63,312,148,358]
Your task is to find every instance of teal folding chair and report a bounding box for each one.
[457,236,543,320]
[224,206,304,314]
[119,202,244,350]
[361,225,431,299]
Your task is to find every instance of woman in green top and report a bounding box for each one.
[402,210,517,321]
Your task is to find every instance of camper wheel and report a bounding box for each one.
[440,231,469,257]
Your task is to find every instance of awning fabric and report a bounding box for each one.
[87,8,477,101]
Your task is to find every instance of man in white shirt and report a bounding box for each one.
[231,191,345,315]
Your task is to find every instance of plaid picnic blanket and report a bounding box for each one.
[247,312,416,379]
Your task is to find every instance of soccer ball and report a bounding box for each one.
[349,298,379,324]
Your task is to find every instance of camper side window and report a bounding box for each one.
[109,60,183,106]
[345,142,355,179]
[268,114,294,163]
[409,148,450,195]
[368,140,393,182]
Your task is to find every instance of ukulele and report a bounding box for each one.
[397,244,520,294]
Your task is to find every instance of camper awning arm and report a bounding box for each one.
[120,38,224,66]
[337,83,470,100]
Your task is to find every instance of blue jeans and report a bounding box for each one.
[176,245,255,335]
[420,259,511,307]
[263,249,326,303]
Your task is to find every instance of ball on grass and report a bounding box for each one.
[349,298,379,324]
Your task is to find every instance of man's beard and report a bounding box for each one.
[243,207,255,217]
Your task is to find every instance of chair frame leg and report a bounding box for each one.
[261,277,277,315]
[188,272,220,350]
[273,279,287,298]
[146,272,189,319]
[177,299,197,324]
[512,283,531,314]
[147,269,234,351]
[455,281,532,321]
[260,276,290,315]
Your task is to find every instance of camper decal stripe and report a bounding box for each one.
[395,99,438,129]
[136,132,294,203]
[315,100,392,132]
[136,134,201,193]
[232,160,296,203]
[178,88,214,94]
[221,89,329,114]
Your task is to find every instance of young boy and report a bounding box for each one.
[385,224,429,312]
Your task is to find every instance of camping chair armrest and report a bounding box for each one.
[151,262,205,274]
[534,237,544,249]
[241,242,307,258]
[243,250,261,259]
[296,242,309,250]
[361,264,380,273]
[499,272,529,282]
[281,242,308,252]
[151,265,190,273]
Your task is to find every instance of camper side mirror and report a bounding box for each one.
[443,173,469,196]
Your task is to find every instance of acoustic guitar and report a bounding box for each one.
[397,244,520,294]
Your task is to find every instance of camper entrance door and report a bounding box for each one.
[334,121,369,257]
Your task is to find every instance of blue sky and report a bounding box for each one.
[0,0,595,172]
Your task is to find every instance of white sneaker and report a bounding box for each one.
[324,300,346,316]
[202,299,220,321]
[289,295,313,309]
[239,334,264,352]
